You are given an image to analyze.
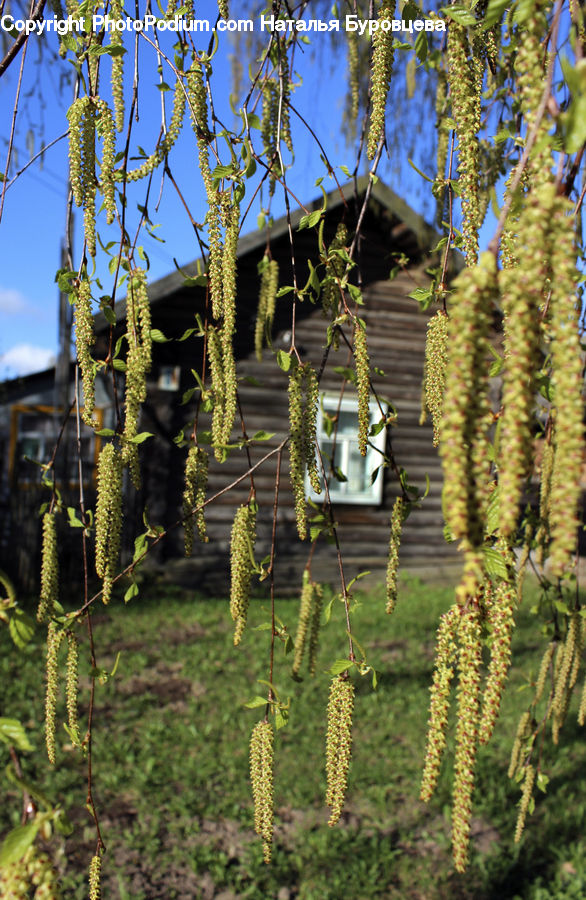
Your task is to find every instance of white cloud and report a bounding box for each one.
[0,344,55,378]
[0,287,28,315]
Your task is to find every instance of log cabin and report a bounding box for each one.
[0,178,460,592]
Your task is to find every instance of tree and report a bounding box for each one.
[0,0,585,893]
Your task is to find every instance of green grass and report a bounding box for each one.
[2,575,586,899]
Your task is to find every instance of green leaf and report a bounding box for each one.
[8,610,35,650]
[67,507,84,528]
[275,708,289,730]
[128,432,154,444]
[441,4,477,25]
[0,823,39,867]
[150,328,170,343]
[298,209,323,230]
[0,718,34,752]
[276,350,292,372]
[252,430,275,441]
[124,582,139,603]
[414,30,428,63]
[328,659,353,676]
[323,597,335,624]
[112,358,127,372]
[102,305,116,325]
[347,283,363,305]
[246,112,261,130]
[483,546,509,581]
[408,157,433,183]
[95,428,115,437]
[559,58,586,154]
[182,275,208,288]
[482,0,509,29]
[407,286,434,311]
[211,163,235,181]
[244,695,268,709]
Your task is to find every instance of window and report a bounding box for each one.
[9,405,102,487]
[157,365,181,391]
[307,393,387,505]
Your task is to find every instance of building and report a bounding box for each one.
[0,179,459,592]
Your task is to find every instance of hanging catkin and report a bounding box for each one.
[288,364,307,540]
[547,195,583,577]
[261,77,279,194]
[346,29,359,127]
[447,22,482,264]
[440,253,496,549]
[89,853,102,900]
[514,763,537,843]
[302,363,321,494]
[386,496,405,614]
[421,606,459,802]
[421,309,448,447]
[321,223,348,318]
[122,268,152,487]
[95,442,123,604]
[67,96,98,256]
[183,445,209,553]
[95,99,116,224]
[38,511,59,623]
[45,621,64,764]
[74,277,96,426]
[367,3,395,160]
[452,603,483,872]
[325,676,355,825]
[479,581,515,744]
[66,632,81,746]
[218,201,240,451]
[498,186,549,538]
[278,47,293,153]
[109,0,124,132]
[353,319,370,456]
[307,581,323,676]
[230,502,257,646]
[126,76,186,181]
[249,721,274,862]
[255,257,279,361]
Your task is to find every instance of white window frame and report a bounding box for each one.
[306,393,387,505]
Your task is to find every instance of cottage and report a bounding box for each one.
[0,178,459,592]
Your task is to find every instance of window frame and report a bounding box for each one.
[306,392,387,506]
[9,404,103,488]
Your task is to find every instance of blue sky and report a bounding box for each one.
[0,3,440,380]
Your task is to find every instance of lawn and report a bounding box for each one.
[1,574,585,899]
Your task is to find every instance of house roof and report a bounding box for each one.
[94,177,445,333]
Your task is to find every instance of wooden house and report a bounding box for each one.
[0,179,459,593]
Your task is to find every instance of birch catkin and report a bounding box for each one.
[325,676,355,826]
[386,496,405,614]
[229,503,257,646]
[452,605,483,872]
[95,443,123,604]
[66,632,81,746]
[38,512,59,623]
[249,721,274,862]
[353,319,370,456]
[45,621,64,764]
[255,257,279,361]
[421,606,458,802]
[421,310,448,447]
[367,3,395,159]
[183,445,209,554]
[440,253,496,548]
[89,853,102,900]
[74,277,96,426]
